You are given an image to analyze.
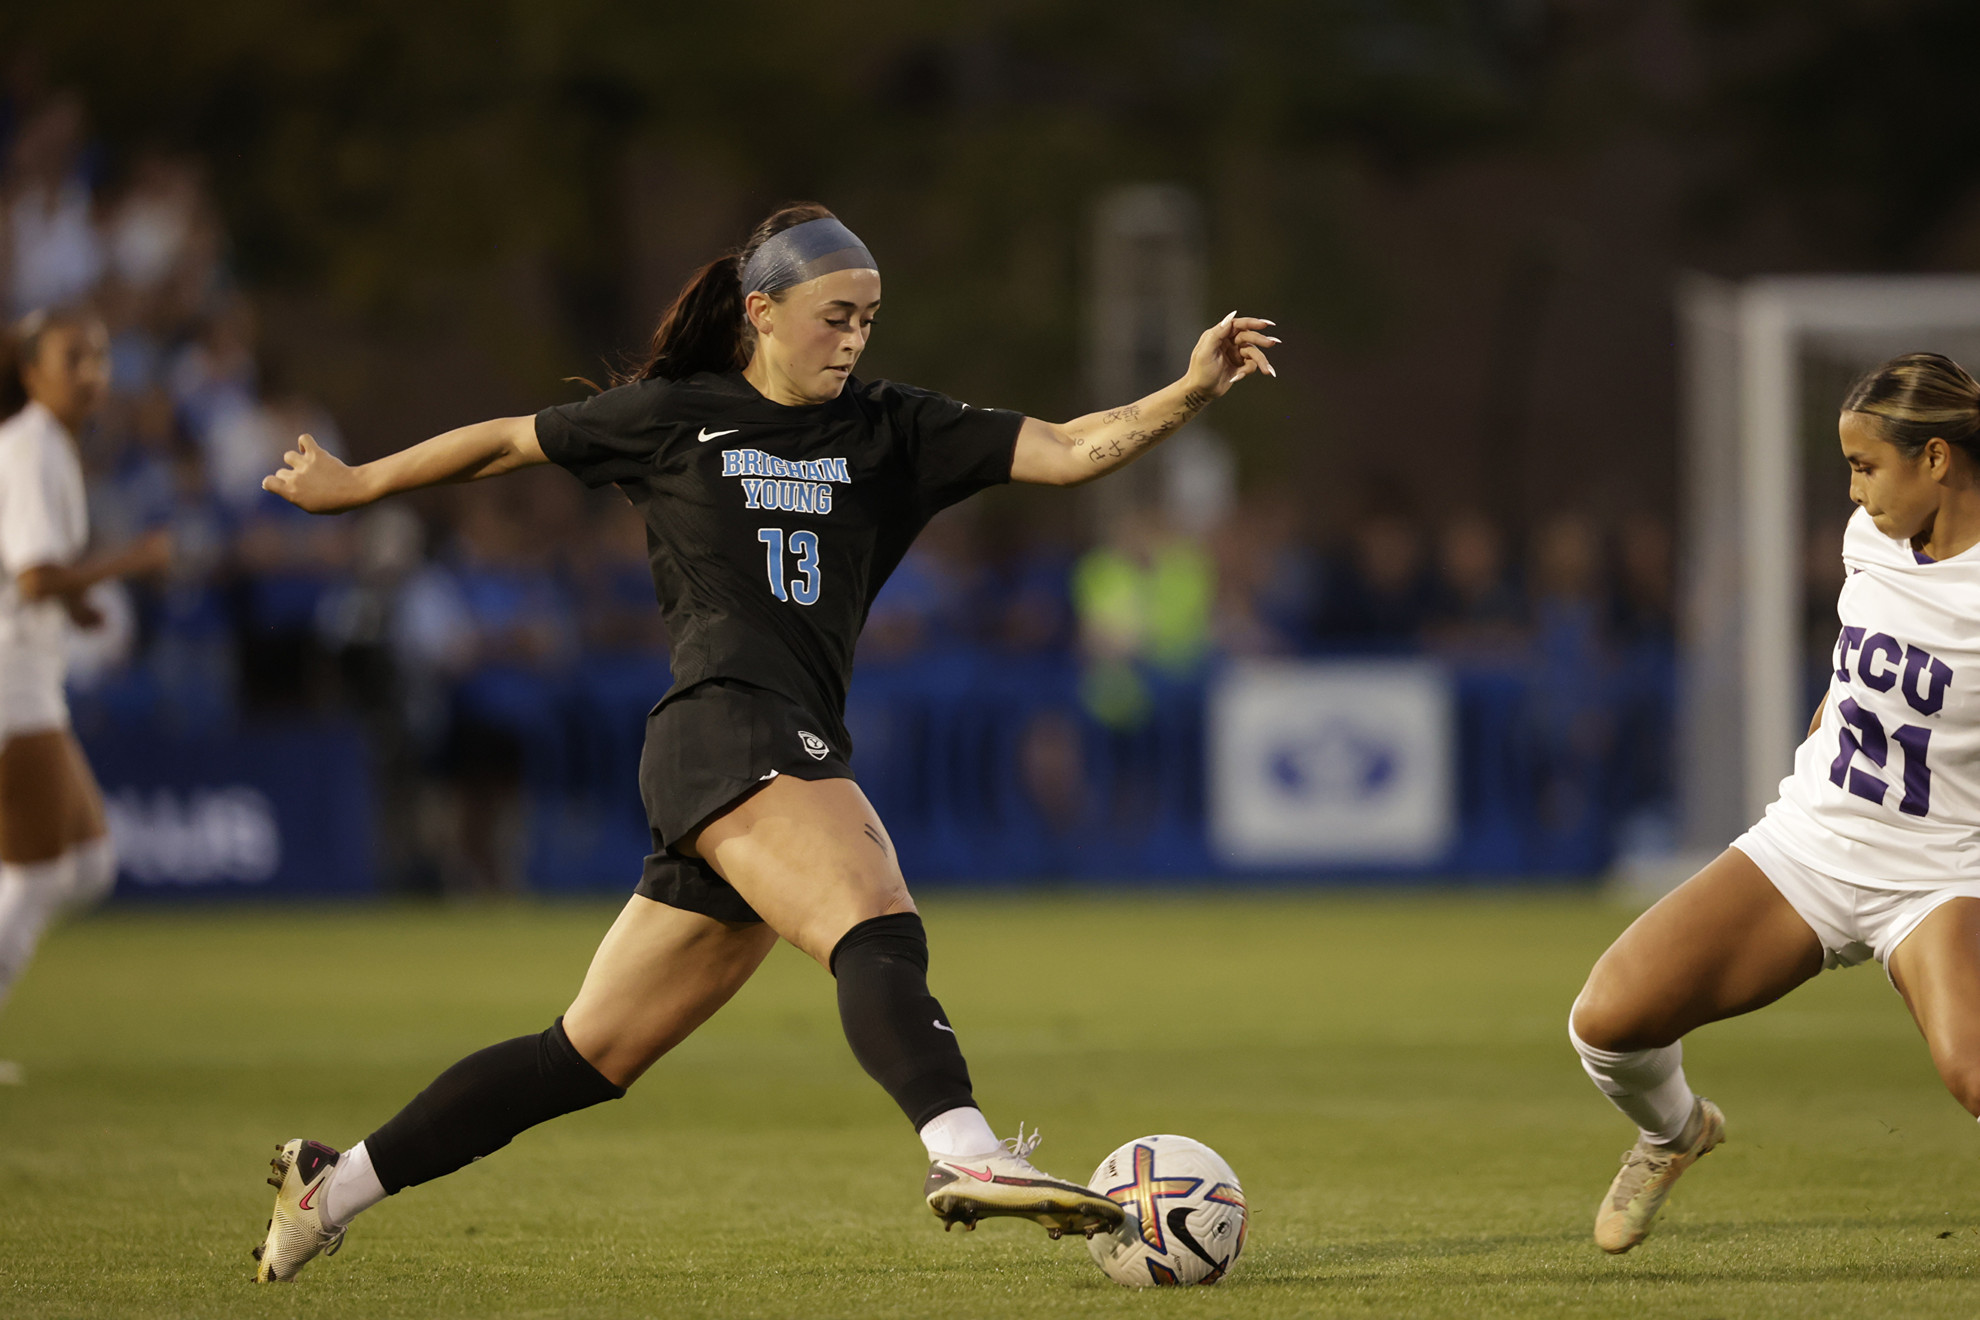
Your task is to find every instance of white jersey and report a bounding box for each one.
[1763,506,1980,889]
[0,401,88,714]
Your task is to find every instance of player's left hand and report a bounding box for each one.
[1183,313,1279,401]
[263,434,367,514]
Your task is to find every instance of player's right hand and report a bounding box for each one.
[263,434,367,514]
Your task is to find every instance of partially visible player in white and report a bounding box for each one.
[1571,351,1980,1253]
[0,308,170,1081]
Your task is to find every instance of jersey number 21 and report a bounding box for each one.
[758,528,821,606]
[1830,697,1932,816]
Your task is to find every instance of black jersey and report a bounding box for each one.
[535,369,1022,750]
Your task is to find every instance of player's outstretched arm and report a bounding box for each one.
[1010,312,1278,487]
[15,528,172,608]
[262,415,547,514]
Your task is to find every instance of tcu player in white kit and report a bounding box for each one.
[1570,352,1980,1253]
[0,308,168,1081]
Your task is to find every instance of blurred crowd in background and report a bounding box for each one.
[5,86,1679,893]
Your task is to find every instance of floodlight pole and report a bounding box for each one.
[1086,185,1231,532]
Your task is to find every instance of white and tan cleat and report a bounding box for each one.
[925,1126,1126,1239]
[1594,1098,1725,1254]
[253,1139,347,1282]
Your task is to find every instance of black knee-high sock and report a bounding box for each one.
[831,912,976,1130]
[364,1017,625,1194]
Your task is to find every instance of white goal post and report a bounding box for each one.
[1678,275,1980,854]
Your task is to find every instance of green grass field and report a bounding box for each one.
[2,890,1977,1318]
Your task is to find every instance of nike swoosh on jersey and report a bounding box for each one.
[698,427,738,443]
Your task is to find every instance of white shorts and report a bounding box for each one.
[1733,818,1980,970]
[0,646,69,742]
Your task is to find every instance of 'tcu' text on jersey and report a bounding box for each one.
[1834,627,1954,716]
[720,446,852,515]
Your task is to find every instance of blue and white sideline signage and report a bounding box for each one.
[84,724,377,898]
[1210,660,1455,867]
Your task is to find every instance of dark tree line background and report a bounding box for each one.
[6,0,1980,525]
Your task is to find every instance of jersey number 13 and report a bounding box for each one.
[758,528,821,606]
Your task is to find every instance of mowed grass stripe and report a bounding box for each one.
[0,892,1975,1318]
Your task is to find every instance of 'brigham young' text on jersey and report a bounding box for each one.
[535,371,1021,753]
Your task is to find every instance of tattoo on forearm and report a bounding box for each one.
[1072,386,1215,467]
[863,823,889,856]
[1083,428,1163,464]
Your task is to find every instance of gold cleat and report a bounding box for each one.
[924,1126,1125,1240]
[253,1139,347,1282]
[1595,1098,1725,1254]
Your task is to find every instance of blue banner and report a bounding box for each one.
[83,725,376,899]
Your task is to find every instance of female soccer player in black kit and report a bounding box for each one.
[251,204,1277,1282]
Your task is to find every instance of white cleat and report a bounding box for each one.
[924,1126,1126,1239]
[253,1139,347,1282]
[1594,1098,1725,1254]
[0,1060,23,1085]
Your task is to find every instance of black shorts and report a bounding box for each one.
[635,678,854,924]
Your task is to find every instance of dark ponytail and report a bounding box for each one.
[1842,351,1980,463]
[618,202,840,386]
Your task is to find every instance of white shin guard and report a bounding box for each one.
[1569,1011,1696,1147]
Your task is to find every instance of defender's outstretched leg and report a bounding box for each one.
[1571,847,1821,1253]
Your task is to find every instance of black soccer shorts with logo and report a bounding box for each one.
[635,677,854,924]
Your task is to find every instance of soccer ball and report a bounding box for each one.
[1086,1134,1247,1287]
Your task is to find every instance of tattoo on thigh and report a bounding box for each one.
[862,823,889,856]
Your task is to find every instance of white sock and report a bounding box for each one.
[323,1141,388,1229]
[0,855,76,1014]
[61,836,117,913]
[1569,1014,1696,1147]
[918,1106,1001,1160]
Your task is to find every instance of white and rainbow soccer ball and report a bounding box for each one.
[1086,1134,1248,1287]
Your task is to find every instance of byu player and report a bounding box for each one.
[250,204,1278,1281]
[1570,352,1980,1253]
[0,309,170,1080]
